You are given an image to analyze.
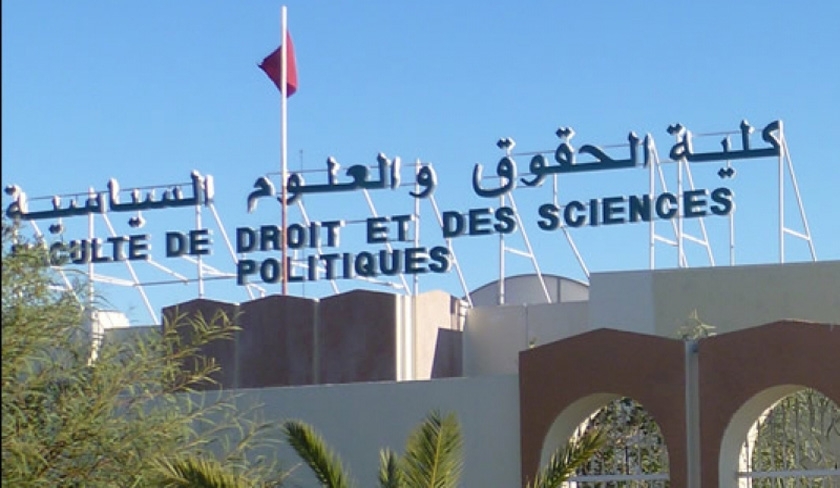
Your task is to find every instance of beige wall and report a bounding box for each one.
[650,260,840,335]
[464,301,590,376]
[225,374,521,488]
[589,260,840,336]
[589,269,656,334]
[463,261,840,378]
[410,290,465,379]
[464,305,527,376]
[528,300,589,346]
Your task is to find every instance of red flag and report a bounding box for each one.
[259,31,298,96]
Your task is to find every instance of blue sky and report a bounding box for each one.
[3,1,838,324]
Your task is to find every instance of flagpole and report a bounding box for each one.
[280,5,289,295]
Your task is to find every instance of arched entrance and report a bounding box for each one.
[519,329,687,487]
[734,387,840,486]
[574,398,670,486]
[698,320,840,487]
[539,396,672,486]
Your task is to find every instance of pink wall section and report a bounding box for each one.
[318,290,397,384]
[162,289,463,390]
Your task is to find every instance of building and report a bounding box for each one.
[151,260,840,487]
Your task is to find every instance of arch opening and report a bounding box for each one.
[540,395,671,487]
[728,386,840,487]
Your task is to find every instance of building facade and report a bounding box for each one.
[154,260,840,487]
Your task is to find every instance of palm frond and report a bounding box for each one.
[282,419,353,488]
[527,427,607,488]
[401,410,463,488]
[377,448,404,488]
[152,455,250,488]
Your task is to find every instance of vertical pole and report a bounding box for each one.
[195,201,204,297]
[413,159,420,297]
[778,145,784,264]
[87,188,95,313]
[781,132,817,260]
[729,200,735,266]
[280,6,289,294]
[685,340,701,488]
[649,140,656,270]
[677,160,685,267]
[412,162,420,382]
[498,193,505,305]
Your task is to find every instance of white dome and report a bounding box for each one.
[467,273,589,307]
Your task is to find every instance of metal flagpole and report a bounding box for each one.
[280,5,289,294]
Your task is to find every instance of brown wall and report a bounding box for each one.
[238,295,317,387]
[697,320,840,487]
[518,321,840,488]
[162,298,239,388]
[519,329,688,487]
[318,290,397,384]
[163,289,463,389]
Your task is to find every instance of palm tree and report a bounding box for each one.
[152,454,289,488]
[153,456,257,488]
[282,419,354,488]
[282,409,463,488]
[152,411,602,488]
[283,409,605,488]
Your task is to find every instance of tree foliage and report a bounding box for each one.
[1,220,286,487]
